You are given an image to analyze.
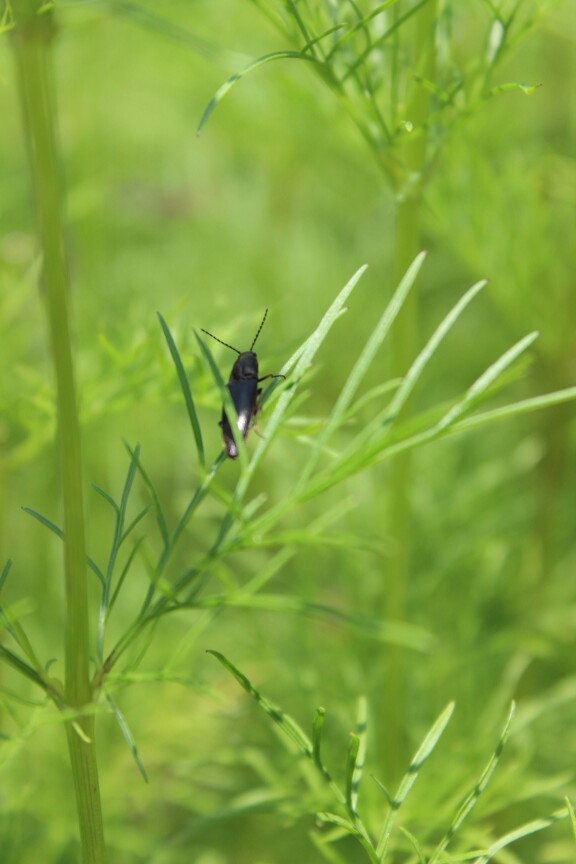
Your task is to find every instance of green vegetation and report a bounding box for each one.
[1,2,575,862]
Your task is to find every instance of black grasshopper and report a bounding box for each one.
[201,309,284,459]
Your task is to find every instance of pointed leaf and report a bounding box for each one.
[198,51,318,134]
[158,312,205,468]
[430,703,516,864]
[208,650,313,756]
[377,701,455,857]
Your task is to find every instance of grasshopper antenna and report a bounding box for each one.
[200,328,240,355]
[250,308,268,351]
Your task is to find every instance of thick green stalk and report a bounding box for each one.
[385,0,438,783]
[11,3,106,861]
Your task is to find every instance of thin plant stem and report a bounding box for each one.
[385,0,438,784]
[11,2,106,861]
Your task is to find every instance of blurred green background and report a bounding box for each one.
[1,1,575,862]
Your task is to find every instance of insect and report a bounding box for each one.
[201,309,285,459]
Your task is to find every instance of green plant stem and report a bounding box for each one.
[11,3,106,861]
[385,0,438,784]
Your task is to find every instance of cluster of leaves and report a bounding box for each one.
[2,256,575,783]
[200,0,548,187]
[207,652,570,862]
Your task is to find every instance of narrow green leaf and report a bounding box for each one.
[119,442,139,523]
[376,701,455,857]
[453,385,576,433]
[97,448,142,660]
[197,50,318,134]
[430,702,516,864]
[158,312,205,468]
[170,452,225,546]
[198,593,432,651]
[0,645,50,694]
[106,691,149,782]
[120,503,153,545]
[566,797,576,842]
[23,506,64,539]
[208,650,313,756]
[123,443,169,548]
[313,706,326,770]
[0,599,41,670]
[317,812,361,833]
[317,813,379,863]
[108,537,144,617]
[91,484,119,513]
[345,733,360,815]
[327,0,400,55]
[385,279,486,427]
[349,697,368,816]
[295,280,486,498]
[371,775,393,807]
[0,559,12,592]
[22,507,105,587]
[399,826,427,864]
[319,381,576,489]
[340,0,431,82]
[309,829,351,864]
[110,0,219,59]
[435,331,539,431]
[473,809,565,863]
[1,4,15,35]
[300,252,426,486]
[302,23,345,54]
[486,80,541,98]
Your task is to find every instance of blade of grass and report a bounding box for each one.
[121,504,153,545]
[288,280,486,499]
[170,451,226,547]
[349,697,368,817]
[22,507,105,587]
[345,696,368,820]
[452,385,576,433]
[197,50,318,134]
[376,701,455,858]
[109,0,220,59]
[319,378,576,486]
[473,809,566,864]
[566,797,576,843]
[158,312,205,468]
[345,733,360,815]
[0,558,12,592]
[298,252,426,489]
[316,813,379,863]
[208,651,379,856]
[197,592,432,650]
[0,599,43,671]
[328,0,400,55]
[123,443,169,551]
[107,538,144,617]
[399,827,426,864]
[208,650,313,756]
[429,702,516,864]
[96,447,141,661]
[339,0,432,82]
[0,645,55,695]
[384,279,487,429]
[313,706,327,772]
[105,691,148,783]
[435,331,539,431]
